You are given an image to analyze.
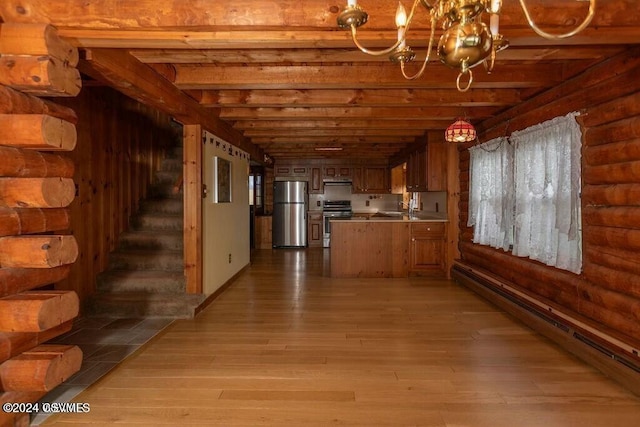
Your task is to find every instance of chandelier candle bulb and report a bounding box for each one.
[347,0,357,7]
[490,0,502,14]
[395,3,408,28]
[490,14,500,35]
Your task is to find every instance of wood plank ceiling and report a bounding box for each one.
[1,0,639,162]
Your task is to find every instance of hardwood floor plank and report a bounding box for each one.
[42,248,640,426]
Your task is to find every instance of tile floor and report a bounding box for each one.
[30,317,174,426]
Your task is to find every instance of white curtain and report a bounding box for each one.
[468,137,514,251]
[510,112,582,274]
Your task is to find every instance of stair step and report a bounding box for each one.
[97,270,186,293]
[149,182,183,199]
[161,157,183,172]
[132,213,183,231]
[139,199,183,215]
[154,170,181,185]
[88,292,204,318]
[119,231,183,251]
[108,250,184,271]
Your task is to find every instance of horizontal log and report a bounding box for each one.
[0,114,76,151]
[0,392,43,427]
[582,206,640,230]
[0,177,75,208]
[583,137,640,167]
[0,56,81,97]
[583,160,640,185]
[583,224,640,253]
[582,263,640,300]
[0,235,78,268]
[0,344,82,392]
[0,207,70,237]
[581,87,640,129]
[0,265,71,298]
[0,85,77,123]
[582,183,640,207]
[0,147,74,177]
[0,23,79,66]
[0,320,72,364]
[460,249,581,312]
[459,241,584,298]
[578,298,640,343]
[579,280,640,322]
[584,244,640,276]
[0,291,79,332]
[584,115,640,147]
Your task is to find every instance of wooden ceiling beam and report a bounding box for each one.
[131,46,624,64]
[220,106,500,120]
[242,129,425,138]
[4,1,629,30]
[79,48,263,161]
[251,136,417,144]
[233,120,452,130]
[172,63,564,90]
[199,89,522,108]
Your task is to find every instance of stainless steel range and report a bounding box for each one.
[322,200,352,248]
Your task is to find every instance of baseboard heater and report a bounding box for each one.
[452,261,640,376]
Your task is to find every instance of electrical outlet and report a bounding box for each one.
[228,253,232,263]
[365,200,370,207]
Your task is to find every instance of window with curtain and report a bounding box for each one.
[468,112,583,274]
[468,137,514,251]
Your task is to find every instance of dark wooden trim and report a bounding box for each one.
[193,263,249,317]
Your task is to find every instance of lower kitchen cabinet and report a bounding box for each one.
[307,211,323,247]
[255,215,273,249]
[410,222,445,275]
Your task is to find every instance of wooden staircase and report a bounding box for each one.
[88,147,204,318]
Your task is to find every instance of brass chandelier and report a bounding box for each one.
[337,0,596,92]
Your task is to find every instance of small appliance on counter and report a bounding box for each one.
[272,181,308,248]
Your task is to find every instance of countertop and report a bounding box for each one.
[340,211,448,222]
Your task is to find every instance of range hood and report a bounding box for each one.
[323,180,352,186]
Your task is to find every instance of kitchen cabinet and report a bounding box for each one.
[410,222,445,275]
[406,146,427,192]
[427,142,447,191]
[307,211,323,247]
[323,165,351,180]
[352,166,390,193]
[274,165,308,178]
[309,167,322,193]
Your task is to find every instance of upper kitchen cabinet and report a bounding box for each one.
[405,141,447,192]
[274,165,309,179]
[309,167,323,194]
[427,142,447,192]
[353,166,390,194]
[406,146,427,192]
[323,165,352,180]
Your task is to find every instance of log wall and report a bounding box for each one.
[53,86,177,305]
[458,48,640,353]
[0,23,83,427]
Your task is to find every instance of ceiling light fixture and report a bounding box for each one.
[445,118,477,142]
[337,0,596,92]
[314,147,344,151]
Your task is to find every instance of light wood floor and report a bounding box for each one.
[44,249,640,426]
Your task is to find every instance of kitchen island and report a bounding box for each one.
[330,213,448,278]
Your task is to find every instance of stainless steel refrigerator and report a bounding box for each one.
[273,181,308,248]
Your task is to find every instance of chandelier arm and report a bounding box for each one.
[399,14,438,80]
[518,0,596,40]
[350,25,403,56]
[456,69,473,92]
